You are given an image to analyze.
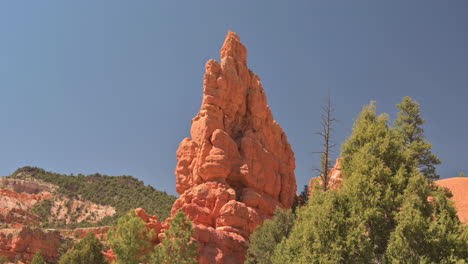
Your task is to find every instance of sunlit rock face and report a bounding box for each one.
[0,227,61,263]
[436,177,468,224]
[172,31,297,264]
[308,158,344,192]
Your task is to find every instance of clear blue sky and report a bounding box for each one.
[0,1,467,195]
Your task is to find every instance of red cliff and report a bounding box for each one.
[0,227,61,263]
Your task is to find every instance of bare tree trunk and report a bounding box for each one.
[314,95,335,191]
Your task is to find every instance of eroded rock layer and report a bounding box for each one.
[172,31,296,264]
[0,227,61,263]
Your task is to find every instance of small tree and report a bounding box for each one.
[31,251,46,264]
[460,172,465,178]
[150,210,198,264]
[292,185,310,212]
[108,211,155,264]
[59,233,109,264]
[246,208,295,264]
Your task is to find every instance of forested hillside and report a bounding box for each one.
[8,166,176,228]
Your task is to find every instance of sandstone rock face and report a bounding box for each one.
[436,177,468,224]
[172,31,296,264]
[0,227,61,263]
[308,158,344,192]
[103,32,296,264]
[0,189,52,228]
[49,197,116,225]
[0,178,54,194]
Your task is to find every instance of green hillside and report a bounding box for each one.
[9,166,176,228]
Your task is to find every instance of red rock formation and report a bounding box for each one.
[0,189,52,228]
[309,158,344,192]
[0,227,61,263]
[102,248,116,263]
[436,177,468,224]
[104,31,296,264]
[171,31,296,264]
[0,178,54,195]
[135,207,163,244]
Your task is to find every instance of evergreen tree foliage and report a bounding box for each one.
[108,211,155,264]
[31,251,46,264]
[150,210,198,264]
[59,233,109,264]
[385,173,468,263]
[245,208,295,264]
[272,100,468,263]
[394,96,441,180]
[0,256,9,264]
[273,189,353,263]
[298,185,309,205]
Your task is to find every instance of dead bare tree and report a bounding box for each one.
[313,95,336,191]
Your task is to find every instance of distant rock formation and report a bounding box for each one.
[0,178,54,194]
[0,188,52,228]
[0,178,115,229]
[308,158,344,192]
[436,177,468,224]
[0,177,115,263]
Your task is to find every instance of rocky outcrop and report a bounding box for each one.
[104,31,297,264]
[0,178,54,194]
[0,189,52,228]
[60,226,110,241]
[308,158,344,192]
[0,226,110,263]
[0,185,115,228]
[171,31,296,263]
[49,197,116,225]
[0,227,61,263]
[436,177,468,224]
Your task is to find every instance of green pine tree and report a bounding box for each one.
[394,96,441,180]
[150,210,198,264]
[31,251,46,264]
[385,172,468,263]
[108,211,155,264]
[272,100,468,263]
[273,188,353,263]
[59,233,109,264]
[245,208,295,264]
